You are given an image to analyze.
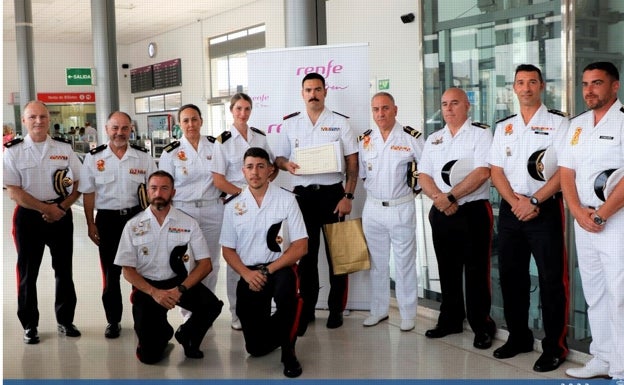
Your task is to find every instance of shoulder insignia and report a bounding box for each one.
[620,106,624,114]
[89,144,107,155]
[403,126,422,139]
[570,110,590,120]
[3,137,23,148]
[357,129,372,142]
[222,191,241,205]
[250,126,266,136]
[52,136,72,145]
[472,121,490,129]
[163,140,180,153]
[496,114,517,124]
[130,143,149,153]
[332,111,350,119]
[548,109,568,117]
[206,135,216,143]
[216,131,232,144]
[283,111,300,120]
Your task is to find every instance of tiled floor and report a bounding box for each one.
[2,190,588,380]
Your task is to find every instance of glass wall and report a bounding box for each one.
[420,0,624,353]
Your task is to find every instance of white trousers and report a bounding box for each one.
[574,209,624,379]
[362,197,418,319]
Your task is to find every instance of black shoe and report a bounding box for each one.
[425,325,463,339]
[493,340,533,359]
[175,326,204,359]
[283,357,303,378]
[105,323,121,339]
[533,353,566,372]
[473,332,493,349]
[58,324,81,337]
[326,312,343,329]
[23,328,40,344]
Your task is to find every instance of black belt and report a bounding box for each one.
[295,182,342,191]
[247,263,270,270]
[42,197,63,204]
[98,205,141,216]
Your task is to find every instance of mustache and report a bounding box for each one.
[308,98,320,102]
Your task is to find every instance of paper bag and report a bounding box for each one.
[323,218,370,275]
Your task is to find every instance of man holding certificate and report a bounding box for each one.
[274,72,359,335]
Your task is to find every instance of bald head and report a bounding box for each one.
[441,88,470,130]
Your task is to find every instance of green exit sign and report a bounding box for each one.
[66,68,93,86]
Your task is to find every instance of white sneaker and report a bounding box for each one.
[565,358,610,379]
[400,319,415,332]
[363,314,389,327]
[231,317,242,331]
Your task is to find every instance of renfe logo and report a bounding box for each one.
[296,60,343,80]
[267,123,282,134]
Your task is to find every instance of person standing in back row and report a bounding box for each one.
[274,72,359,335]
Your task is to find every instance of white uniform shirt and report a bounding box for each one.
[275,108,358,186]
[358,121,424,200]
[212,126,274,188]
[158,136,221,202]
[114,206,210,281]
[489,104,569,196]
[3,135,82,201]
[559,100,624,207]
[420,120,493,204]
[220,183,308,266]
[78,143,157,209]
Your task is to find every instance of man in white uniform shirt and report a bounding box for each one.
[560,61,624,380]
[358,92,423,332]
[115,171,223,365]
[489,64,569,372]
[79,111,157,339]
[274,72,359,334]
[419,88,496,349]
[221,147,308,378]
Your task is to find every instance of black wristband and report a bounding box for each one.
[447,193,457,203]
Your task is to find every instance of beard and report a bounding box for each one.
[149,197,171,211]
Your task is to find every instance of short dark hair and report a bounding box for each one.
[583,61,620,81]
[148,170,175,188]
[243,147,271,164]
[230,93,253,111]
[178,104,202,122]
[515,64,543,83]
[302,72,326,87]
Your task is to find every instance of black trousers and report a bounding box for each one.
[497,194,569,357]
[13,205,77,329]
[95,207,140,324]
[131,277,223,364]
[429,199,496,335]
[236,265,302,361]
[293,183,348,319]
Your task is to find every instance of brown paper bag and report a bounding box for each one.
[323,218,371,275]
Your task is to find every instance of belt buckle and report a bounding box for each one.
[311,184,321,191]
[120,208,129,216]
[382,201,390,207]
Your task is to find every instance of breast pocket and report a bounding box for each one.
[95,172,115,186]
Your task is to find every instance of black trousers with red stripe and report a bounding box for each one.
[429,199,496,335]
[497,194,569,357]
[236,265,301,362]
[13,205,77,329]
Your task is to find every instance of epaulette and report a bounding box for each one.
[163,141,180,153]
[250,127,266,136]
[358,129,372,142]
[222,191,241,205]
[496,114,517,124]
[403,126,422,139]
[548,109,568,117]
[130,143,149,153]
[620,107,624,114]
[332,111,350,119]
[283,111,300,120]
[3,137,23,148]
[472,121,490,129]
[570,110,589,120]
[89,144,107,154]
[206,135,216,143]
[216,131,232,144]
[52,136,72,145]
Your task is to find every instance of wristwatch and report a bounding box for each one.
[593,213,607,226]
[530,196,539,206]
[447,193,457,203]
[344,192,354,200]
[259,265,270,277]
[177,284,188,294]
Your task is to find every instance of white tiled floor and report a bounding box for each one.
[2,190,588,379]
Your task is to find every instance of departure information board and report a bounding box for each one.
[130,58,182,93]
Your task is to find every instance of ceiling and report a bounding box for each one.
[3,0,259,45]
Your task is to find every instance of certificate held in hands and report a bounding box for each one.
[293,142,344,175]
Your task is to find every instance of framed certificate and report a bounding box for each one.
[293,142,343,175]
